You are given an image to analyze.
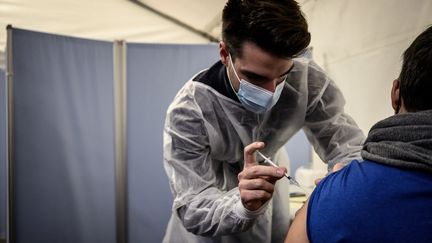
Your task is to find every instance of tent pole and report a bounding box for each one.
[113,40,128,243]
[129,0,219,42]
[6,24,15,243]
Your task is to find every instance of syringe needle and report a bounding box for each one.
[257,151,303,189]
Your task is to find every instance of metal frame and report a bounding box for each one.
[128,0,219,42]
[113,40,128,243]
[6,24,14,243]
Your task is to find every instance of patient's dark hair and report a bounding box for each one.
[222,0,311,59]
[399,26,432,111]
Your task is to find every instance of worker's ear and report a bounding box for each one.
[219,41,229,66]
[391,79,401,113]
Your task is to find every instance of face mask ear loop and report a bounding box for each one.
[228,54,242,83]
[227,54,240,95]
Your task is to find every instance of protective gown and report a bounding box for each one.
[162,58,365,243]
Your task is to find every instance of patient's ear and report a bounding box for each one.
[391,79,401,113]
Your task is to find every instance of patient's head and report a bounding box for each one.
[393,26,432,113]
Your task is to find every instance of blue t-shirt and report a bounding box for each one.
[307,160,432,243]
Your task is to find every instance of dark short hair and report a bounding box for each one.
[222,0,311,59]
[399,26,432,111]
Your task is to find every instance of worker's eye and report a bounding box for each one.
[245,75,266,83]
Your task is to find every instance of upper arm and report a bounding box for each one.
[285,199,310,243]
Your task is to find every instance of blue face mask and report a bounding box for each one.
[228,54,285,113]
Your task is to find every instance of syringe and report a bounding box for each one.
[257,151,303,189]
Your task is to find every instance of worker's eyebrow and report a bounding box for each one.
[241,70,267,81]
[241,63,295,81]
[281,64,295,77]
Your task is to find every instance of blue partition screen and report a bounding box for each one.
[6,27,312,243]
[11,29,116,243]
[126,43,218,243]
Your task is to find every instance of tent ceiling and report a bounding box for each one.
[133,0,225,39]
[0,0,310,68]
[0,0,228,52]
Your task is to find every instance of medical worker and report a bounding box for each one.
[163,0,365,242]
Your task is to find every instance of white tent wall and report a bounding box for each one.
[0,0,431,130]
[0,0,214,46]
[299,0,432,169]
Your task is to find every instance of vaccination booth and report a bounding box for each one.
[0,27,310,243]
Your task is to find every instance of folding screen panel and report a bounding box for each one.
[126,43,219,243]
[10,28,116,243]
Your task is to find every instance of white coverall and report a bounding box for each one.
[162,58,365,243]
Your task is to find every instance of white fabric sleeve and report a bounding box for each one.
[303,62,365,170]
[163,89,266,236]
[234,200,269,220]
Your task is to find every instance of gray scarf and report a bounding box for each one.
[361,110,432,173]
